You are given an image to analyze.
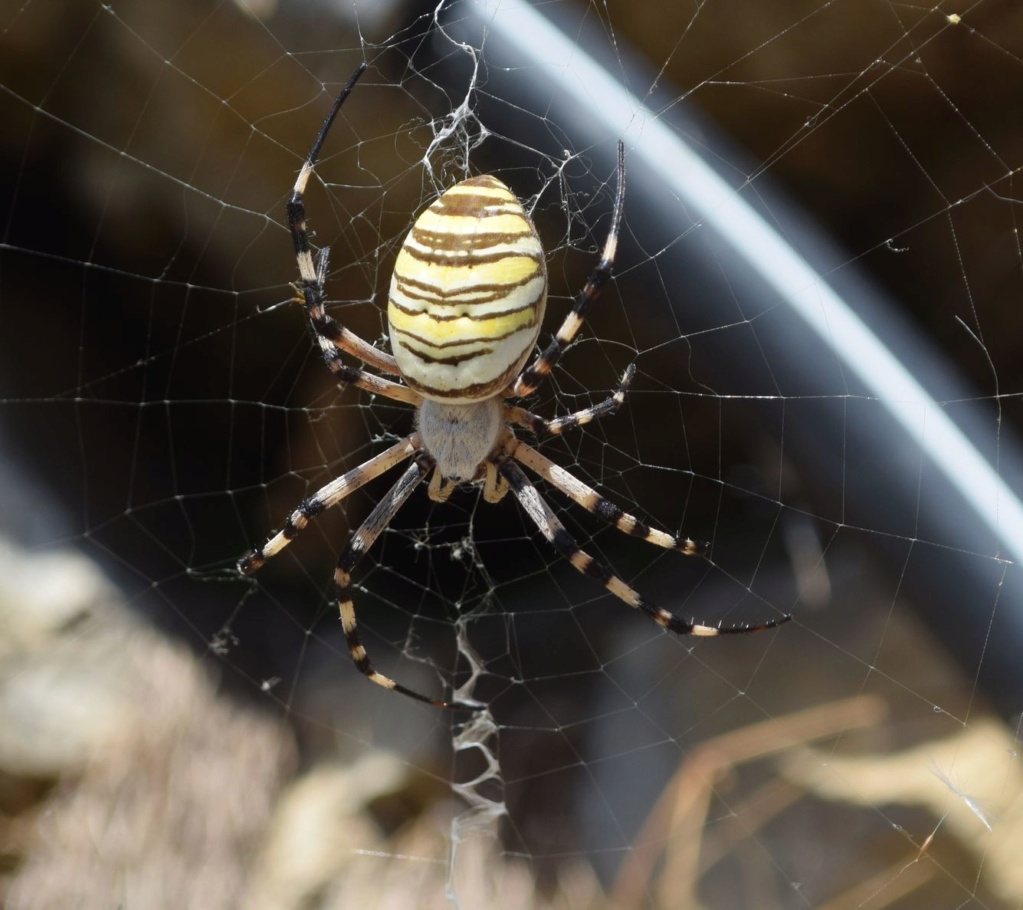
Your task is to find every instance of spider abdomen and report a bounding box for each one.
[388,175,547,404]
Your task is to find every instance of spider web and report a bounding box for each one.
[1,0,1022,907]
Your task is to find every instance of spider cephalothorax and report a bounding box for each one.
[238,63,789,708]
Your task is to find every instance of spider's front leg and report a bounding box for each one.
[512,439,708,559]
[332,453,473,709]
[498,457,790,638]
[506,364,708,557]
[238,435,418,574]
[334,456,433,703]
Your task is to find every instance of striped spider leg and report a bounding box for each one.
[497,454,788,639]
[238,434,419,575]
[503,364,713,552]
[511,141,626,400]
[496,372,788,638]
[239,64,788,711]
[286,62,401,379]
[237,417,461,707]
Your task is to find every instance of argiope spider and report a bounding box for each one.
[238,63,790,709]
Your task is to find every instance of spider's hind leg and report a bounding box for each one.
[512,141,626,399]
[508,363,636,439]
[284,63,402,377]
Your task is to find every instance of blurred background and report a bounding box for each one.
[1,0,1022,907]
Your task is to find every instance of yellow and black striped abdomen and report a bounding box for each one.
[388,175,547,403]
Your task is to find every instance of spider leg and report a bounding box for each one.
[317,341,422,406]
[285,62,401,378]
[508,364,635,438]
[505,366,703,552]
[301,248,402,376]
[238,435,418,574]
[288,63,366,272]
[498,459,790,637]
[333,455,463,708]
[512,141,626,399]
[511,438,706,557]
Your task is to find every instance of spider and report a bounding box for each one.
[238,63,790,709]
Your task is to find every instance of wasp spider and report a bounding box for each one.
[238,63,790,709]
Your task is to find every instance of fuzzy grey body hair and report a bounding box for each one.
[417,398,503,483]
